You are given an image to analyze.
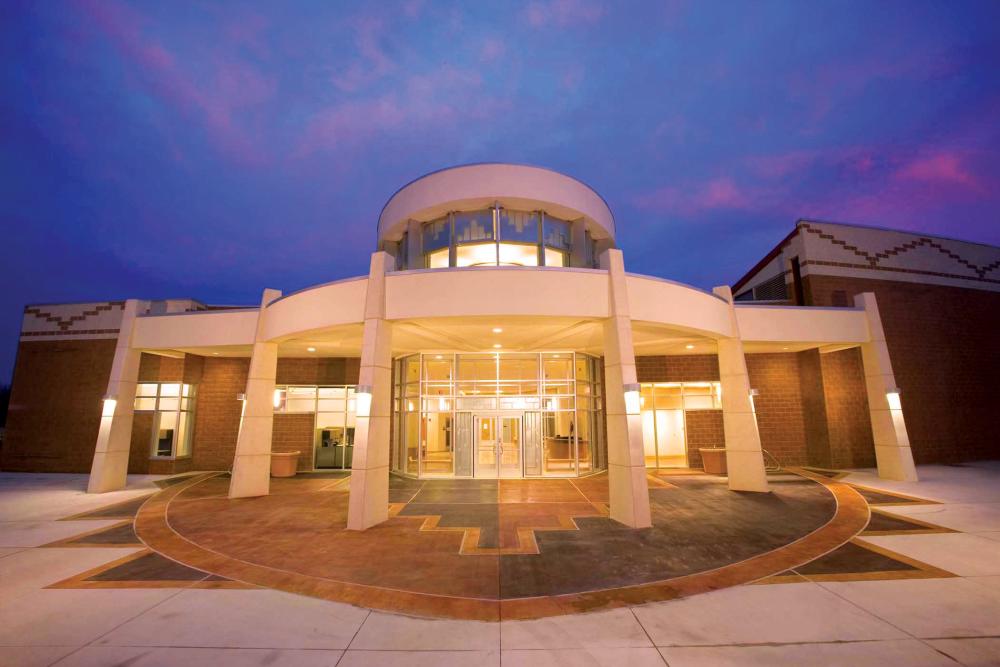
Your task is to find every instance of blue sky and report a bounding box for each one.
[2,0,999,382]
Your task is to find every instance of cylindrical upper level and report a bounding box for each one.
[377,163,616,270]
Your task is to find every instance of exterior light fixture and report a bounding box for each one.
[886,388,902,411]
[101,395,117,417]
[685,344,695,350]
[624,383,641,415]
[236,393,246,401]
[434,354,443,360]
[212,352,220,356]
[307,346,317,352]
[492,327,503,334]
[749,388,760,397]
[355,385,373,417]
[493,343,502,349]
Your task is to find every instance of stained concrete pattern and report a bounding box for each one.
[1,463,999,665]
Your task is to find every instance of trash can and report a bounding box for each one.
[270,451,300,478]
[699,448,727,475]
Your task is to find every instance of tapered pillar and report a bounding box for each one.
[601,249,651,528]
[713,286,769,493]
[88,299,143,493]
[347,252,394,530]
[229,288,281,499]
[855,292,918,481]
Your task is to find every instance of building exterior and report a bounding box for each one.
[3,163,996,530]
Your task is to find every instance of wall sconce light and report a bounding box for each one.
[356,385,373,418]
[623,383,641,415]
[749,388,760,397]
[273,389,283,409]
[101,395,117,417]
[236,393,246,402]
[886,388,902,411]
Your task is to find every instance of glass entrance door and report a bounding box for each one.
[498,415,522,478]
[473,413,523,478]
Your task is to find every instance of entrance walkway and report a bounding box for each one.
[135,470,859,618]
[4,464,999,665]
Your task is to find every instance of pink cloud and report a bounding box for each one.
[296,66,491,158]
[633,177,758,215]
[560,65,585,91]
[894,152,981,189]
[75,0,274,166]
[480,37,506,64]
[331,16,395,93]
[523,0,604,28]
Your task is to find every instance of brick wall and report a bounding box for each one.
[820,347,875,468]
[636,355,720,382]
[2,339,116,472]
[128,412,154,474]
[746,353,809,467]
[129,353,206,475]
[272,414,316,471]
[191,357,249,471]
[804,274,1000,463]
[276,358,360,385]
[797,349,832,468]
[684,410,723,469]
[138,354,184,382]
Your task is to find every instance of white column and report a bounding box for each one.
[601,249,652,528]
[228,288,281,499]
[347,252,394,530]
[88,299,143,493]
[855,292,918,481]
[713,286,769,493]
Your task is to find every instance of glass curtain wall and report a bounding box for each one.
[391,352,605,478]
[422,208,573,269]
[273,385,358,469]
[134,382,196,459]
[640,382,722,468]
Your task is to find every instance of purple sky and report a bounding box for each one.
[2,0,999,382]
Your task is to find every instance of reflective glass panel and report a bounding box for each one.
[403,356,421,383]
[458,355,496,382]
[454,210,494,243]
[135,397,156,411]
[498,243,539,266]
[499,210,540,243]
[160,383,181,397]
[654,385,683,409]
[422,217,450,251]
[542,355,573,381]
[422,413,454,475]
[544,248,568,267]
[543,215,571,250]
[137,383,158,397]
[499,355,537,381]
[158,397,180,412]
[424,355,454,381]
[426,248,449,268]
[456,243,498,267]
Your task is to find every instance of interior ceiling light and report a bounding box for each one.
[492,327,503,333]
[434,354,443,359]
[685,344,695,349]
[307,346,316,352]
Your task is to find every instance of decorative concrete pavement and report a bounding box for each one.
[1,463,999,665]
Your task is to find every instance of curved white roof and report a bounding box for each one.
[377,163,616,244]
